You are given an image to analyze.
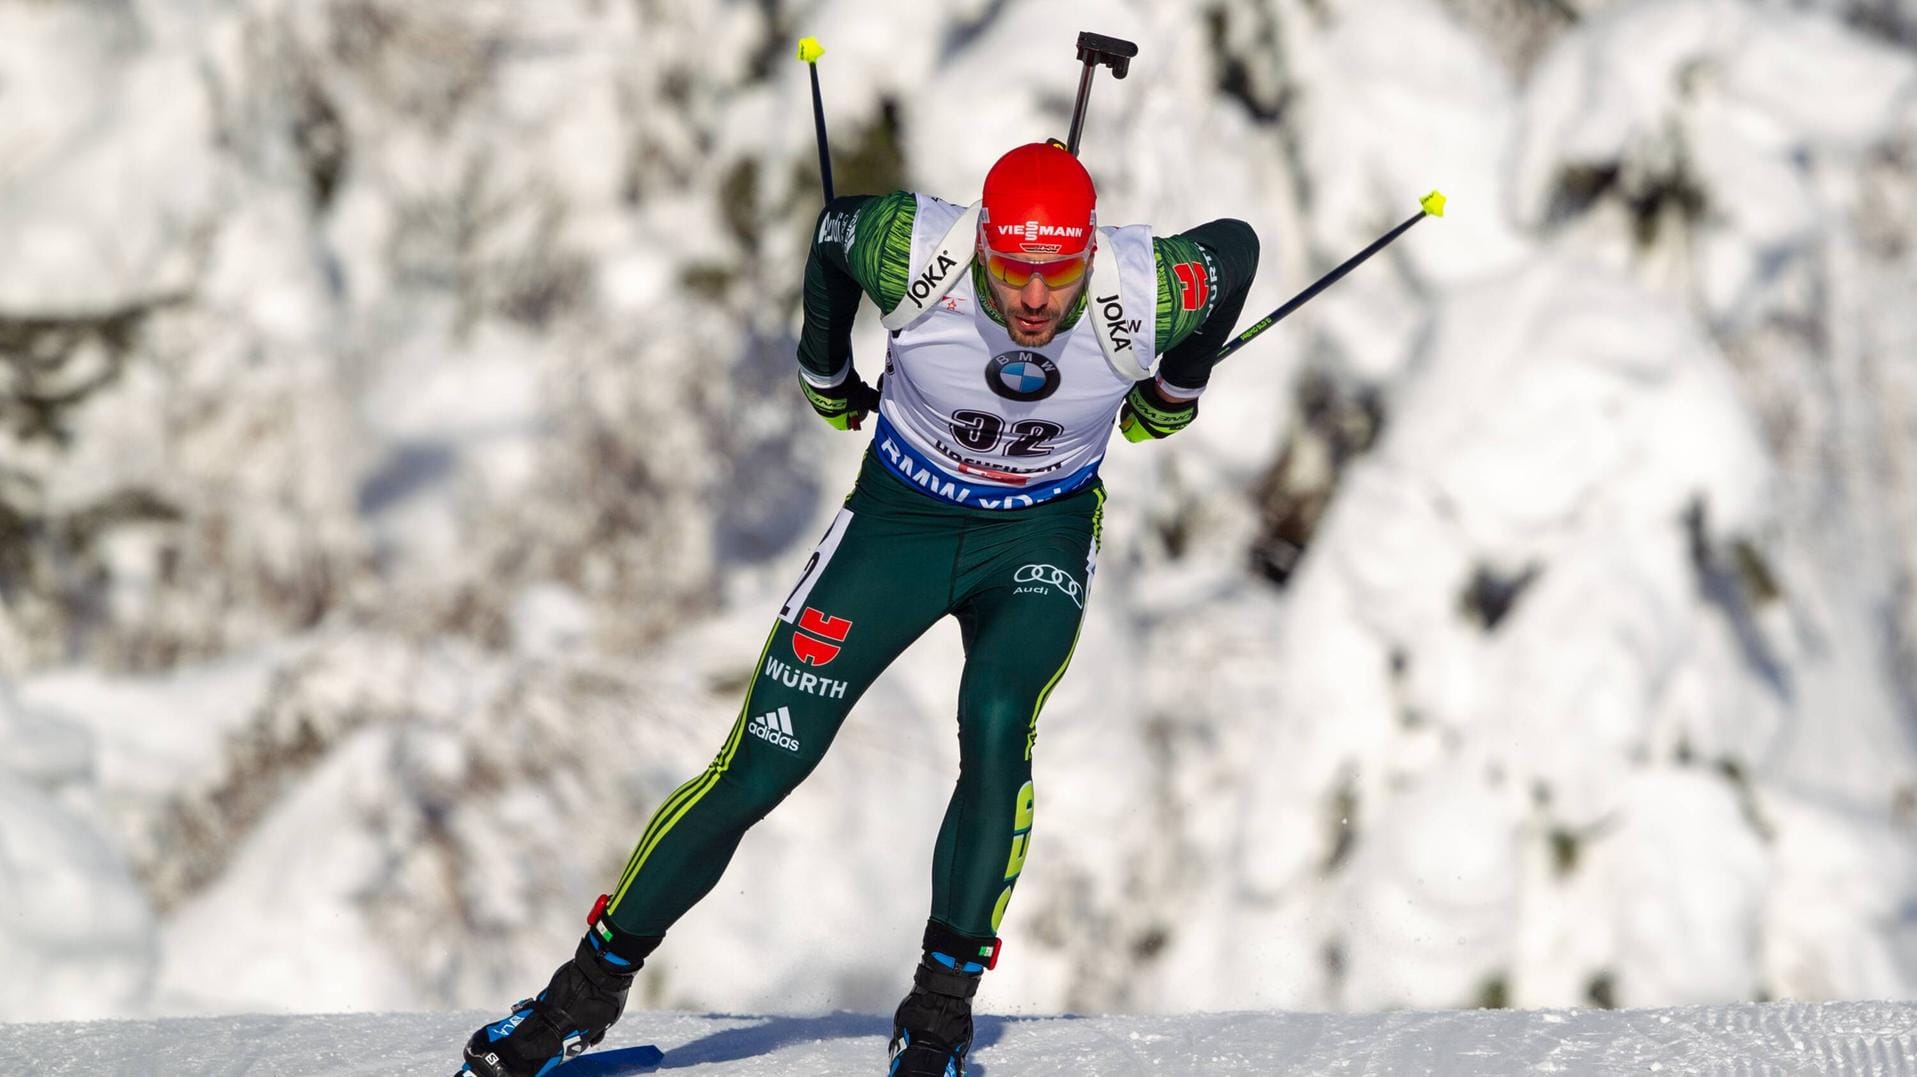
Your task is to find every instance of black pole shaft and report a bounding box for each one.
[1065,62,1096,156]
[809,64,834,201]
[1215,208,1430,362]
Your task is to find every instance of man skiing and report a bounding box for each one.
[460,141,1260,1077]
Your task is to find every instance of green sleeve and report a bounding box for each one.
[797,191,918,385]
[1151,219,1261,393]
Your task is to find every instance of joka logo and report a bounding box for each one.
[906,253,959,311]
[985,350,1060,402]
[1097,293,1141,351]
[791,606,853,666]
[749,706,801,752]
[1013,563,1084,608]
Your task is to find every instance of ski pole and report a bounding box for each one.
[1060,31,1138,157]
[797,36,834,201]
[1215,190,1447,363]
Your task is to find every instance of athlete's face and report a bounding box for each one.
[980,246,1091,347]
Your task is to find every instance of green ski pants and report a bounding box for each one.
[603,451,1104,942]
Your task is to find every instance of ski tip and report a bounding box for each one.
[1420,189,1447,218]
[797,36,825,63]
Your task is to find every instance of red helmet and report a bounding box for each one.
[978,143,1097,259]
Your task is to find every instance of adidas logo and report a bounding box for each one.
[748,706,800,752]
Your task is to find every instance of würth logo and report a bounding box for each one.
[791,606,853,666]
[749,706,800,752]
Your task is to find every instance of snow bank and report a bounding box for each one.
[0,691,155,1021]
[3,1001,1916,1076]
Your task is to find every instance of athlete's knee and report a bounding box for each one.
[959,693,1040,762]
[712,743,814,818]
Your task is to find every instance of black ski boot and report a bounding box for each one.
[460,895,663,1077]
[887,922,1000,1077]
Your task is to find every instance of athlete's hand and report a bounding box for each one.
[800,370,882,431]
[1118,378,1198,442]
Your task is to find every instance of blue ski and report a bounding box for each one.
[456,1043,664,1076]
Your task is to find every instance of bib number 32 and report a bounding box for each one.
[949,410,1062,457]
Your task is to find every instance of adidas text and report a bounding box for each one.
[749,706,801,752]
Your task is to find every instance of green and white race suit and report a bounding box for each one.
[599,188,1259,948]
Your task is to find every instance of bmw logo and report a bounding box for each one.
[985,351,1061,402]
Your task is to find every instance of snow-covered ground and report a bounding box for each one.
[4,1002,1917,1076]
[3,0,1916,1031]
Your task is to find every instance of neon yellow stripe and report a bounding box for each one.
[609,623,779,912]
[609,721,749,911]
[1023,491,1102,760]
[1032,624,1081,724]
[1023,623,1082,761]
[615,638,765,891]
[608,770,712,900]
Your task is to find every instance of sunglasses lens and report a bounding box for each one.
[1040,258,1086,287]
[987,255,1030,287]
[988,253,1086,289]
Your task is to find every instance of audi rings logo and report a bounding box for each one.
[986,351,1061,402]
[1013,563,1084,608]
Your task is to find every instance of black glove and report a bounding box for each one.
[1118,379,1198,442]
[800,370,882,431]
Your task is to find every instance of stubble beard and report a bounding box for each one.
[990,281,1083,348]
[1008,318,1059,347]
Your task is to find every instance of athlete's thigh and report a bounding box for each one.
[738,501,953,762]
[952,507,1100,741]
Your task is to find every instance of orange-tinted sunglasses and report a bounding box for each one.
[985,250,1089,289]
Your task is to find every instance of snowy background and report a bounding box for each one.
[2,0,1916,1028]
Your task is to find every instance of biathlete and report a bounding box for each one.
[460,141,1260,1077]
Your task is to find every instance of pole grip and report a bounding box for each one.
[1061,32,1137,157]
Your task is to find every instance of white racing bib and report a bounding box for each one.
[872,194,1159,510]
